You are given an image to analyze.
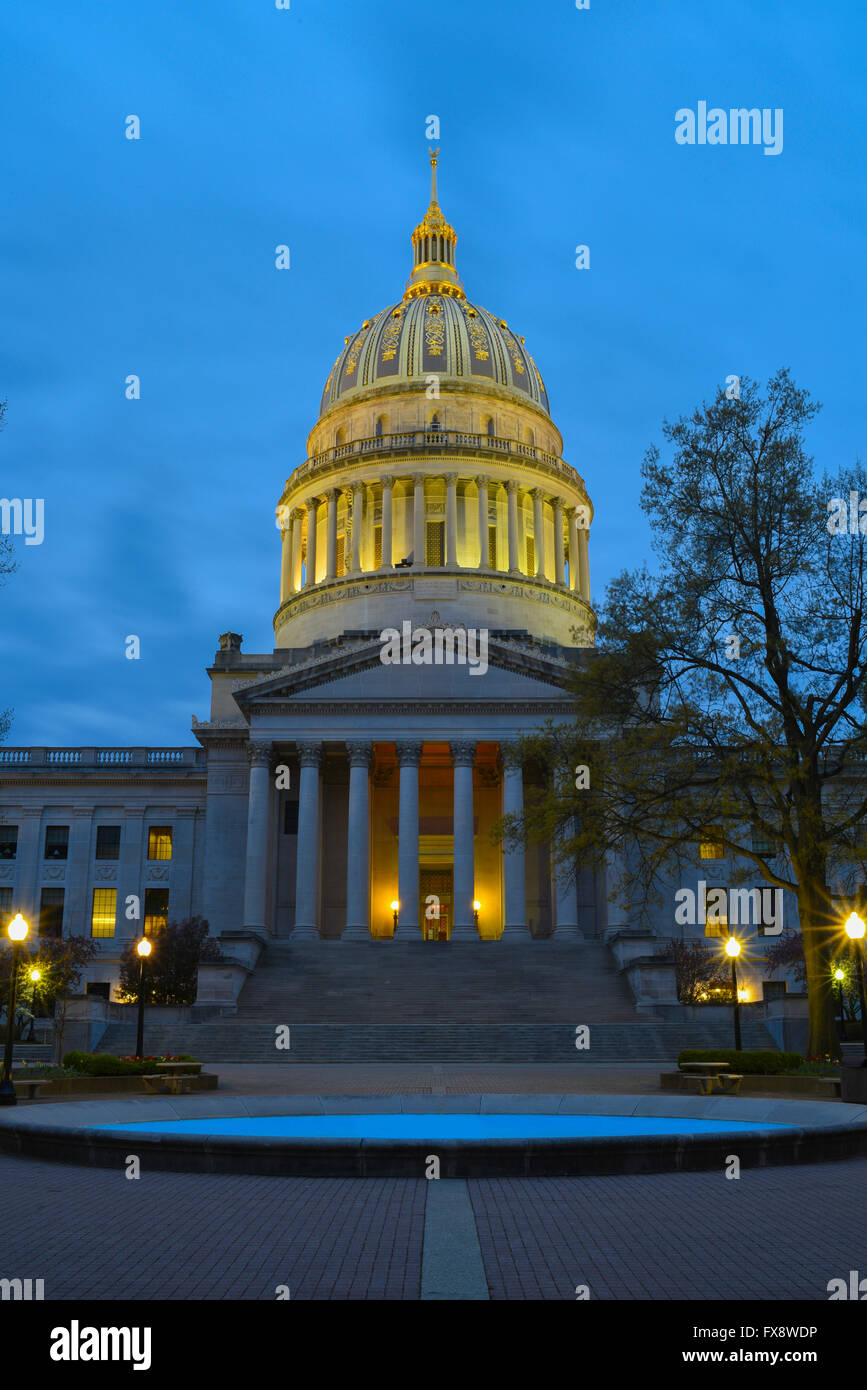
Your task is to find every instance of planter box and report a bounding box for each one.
[840,1064,867,1104]
[13,1073,218,1097]
[660,1072,841,1098]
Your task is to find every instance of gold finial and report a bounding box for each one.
[428,145,439,204]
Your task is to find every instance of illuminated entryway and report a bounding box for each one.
[420,867,452,940]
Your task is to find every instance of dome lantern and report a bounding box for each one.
[404,147,465,301]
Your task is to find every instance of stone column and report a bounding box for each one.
[445,472,458,567]
[578,525,590,602]
[568,506,580,592]
[552,831,581,938]
[450,741,477,940]
[13,809,41,930]
[171,807,197,921]
[118,809,145,940]
[554,498,566,587]
[396,741,422,933]
[243,742,272,933]
[500,743,528,938]
[350,481,363,573]
[343,741,372,940]
[62,808,93,937]
[381,475,394,570]
[412,473,425,568]
[532,488,546,579]
[507,480,520,574]
[293,742,323,938]
[280,515,293,602]
[476,475,489,568]
[304,498,319,587]
[324,488,338,580]
[291,509,304,592]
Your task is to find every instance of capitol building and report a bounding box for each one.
[0,155,794,1043]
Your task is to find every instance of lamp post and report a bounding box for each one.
[135,937,152,1061]
[834,966,847,1042]
[0,914,29,1107]
[390,900,399,935]
[844,913,867,1060]
[725,936,742,1052]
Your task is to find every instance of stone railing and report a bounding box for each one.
[284,429,586,495]
[0,746,206,768]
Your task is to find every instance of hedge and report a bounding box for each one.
[62,1051,201,1076]
[677,1049,803,1075]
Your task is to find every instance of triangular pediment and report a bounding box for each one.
[231,635,581,708]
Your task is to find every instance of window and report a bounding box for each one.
[704,885,728,937]
[91,889,117,938]
[427,414,440,432]
[525,537,535,574]
[0,887,12,928]
[44,825,69,860]
[425,521,444,567]
[147,826,172,860]
[751,835,775,857]
[700,832,725,860]
[486,417,495,438]
[144,888,169,936]
[95,825,121,860]
[375,416,386,438]
[336,535,345,576]
[283,800,299,835]
[488,525,497,568]
[0,826,17,860]
[39,888,64,939]
[86,982,110,1000]
[373,525,382,569]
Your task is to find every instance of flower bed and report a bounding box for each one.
[62,1051,202,1077]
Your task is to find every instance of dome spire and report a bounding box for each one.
[403,147,465,301]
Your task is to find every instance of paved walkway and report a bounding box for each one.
[1,1150,863,1299]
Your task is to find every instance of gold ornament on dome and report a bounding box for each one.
[424,296,445,356]
[379,310,403,364]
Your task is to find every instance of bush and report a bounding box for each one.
[62,1051,201,1076]
[677,1048,803,1075]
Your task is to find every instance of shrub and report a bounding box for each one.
[62,1051,201,1076]
[677,1048,803,1075]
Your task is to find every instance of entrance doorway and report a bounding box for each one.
[420,868,452,941]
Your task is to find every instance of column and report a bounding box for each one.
[304,498,319,587]
[324,488,338,580]
[118,808,145,941]
[450,741,477,940]
[243,742,272,932]
[578,525,590,602]
[280,516,293,602]
[64,807,93,936]
[170,807,198,921]
[507,480,520,574]
[531,488,545,579]
[396,741,422,933]
[568,506,580,592]
[343,741,372,940]
[500,743,527,938]
[413,473,425,567]
[554,498,566,587]
[12,810,41,931]
[293,742,323,938]
[476,475,489,568]
[381,475,394,570]
[350,481,363,573]
[291,509,303,592]
[445,472,458,567]
[553,831,581,938]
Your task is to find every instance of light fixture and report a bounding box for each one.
[844,912,866,940]
[390,900,399,932]
[7,914,28,943]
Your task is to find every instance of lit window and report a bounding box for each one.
[426,521,444,567]
[91,889,117,938]
[147,826,172,861]
[144,888,169,936]
[704,885,728,937]
[525,537,535,574]
[700,832,724,860]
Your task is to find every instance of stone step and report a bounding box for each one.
[96,1020,778,1064]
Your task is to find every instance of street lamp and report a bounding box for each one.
[390,900,399,934]
[135,937,152,1061]
[473,900,480,931]
[834,966,847,1042]
[0,914,30,1107]
[724,936,742,1052]
[844,913,867,1060]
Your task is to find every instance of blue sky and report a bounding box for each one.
[2,0,865,746]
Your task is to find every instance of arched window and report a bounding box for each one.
[375,416,385,438]
[428,413,440,432]
[523,427,535,446]
[486,417,495,438]
[336,427,346,447]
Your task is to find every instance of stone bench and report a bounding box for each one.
[142,1073,197,1096]
[678,1066,743,1097]
[12,1079,49,1100]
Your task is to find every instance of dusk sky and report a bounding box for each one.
[2,0,865,747]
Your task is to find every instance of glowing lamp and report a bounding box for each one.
[136,938,152,958]
[844,912,866,940]
[7,914,28,943]
[724,937,741,958]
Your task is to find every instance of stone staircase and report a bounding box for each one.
[95,940,778,1063]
